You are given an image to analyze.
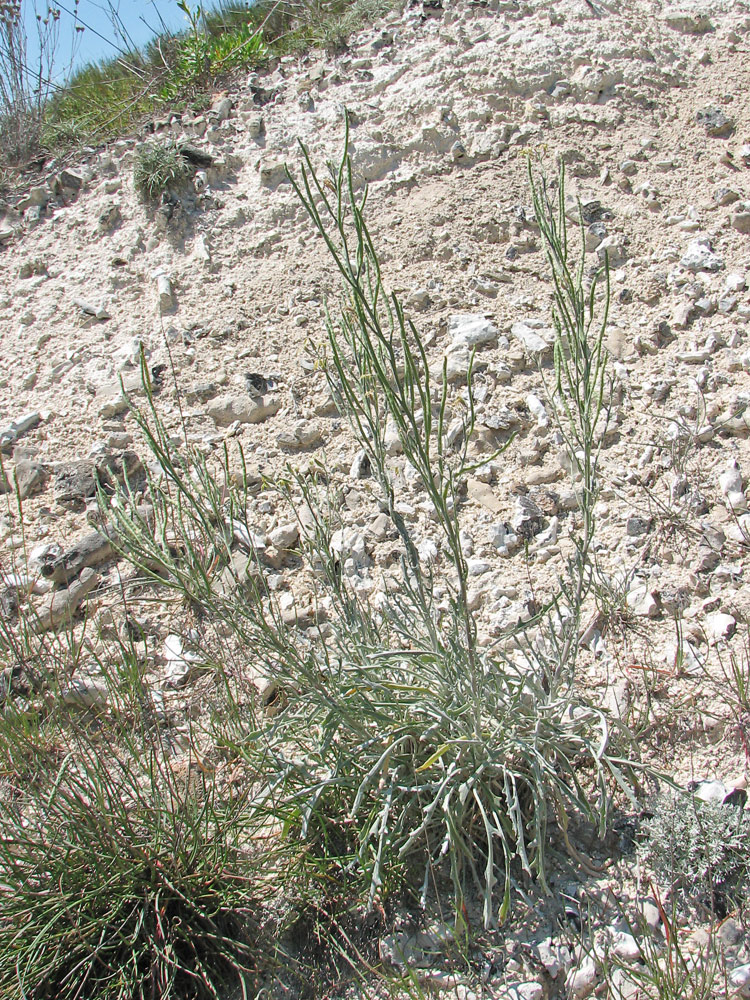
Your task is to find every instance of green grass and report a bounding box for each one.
[0,640,282,999]
[2,0,401,166]
[133,140,190,199]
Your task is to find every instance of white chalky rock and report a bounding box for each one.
[610,931,640,963]
[565,957,598,999]
[330,529,370,571]
[156,274,174,310]
[725,273,747,294]
[692,779,729,803]
[0,411,42,449]
[163,633,204,688]
[663,6,713,33]
[193,234,212,264]
[448,313,499,349]
[526,393,548,428]
[536,938,572,978]
[626,585,659,618]
[207,395,280,426]
[730,964,750,997]
[269,523,299,549]
[719,460,744,496]
[467,559,490,576]
[706,612,736,644]
[418,538,439,564]
[680,237,723,273]
[513,985,545,1000]
[511,320,553,359]
[727,490,749,513]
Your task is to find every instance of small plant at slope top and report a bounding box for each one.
[133,139,189,200]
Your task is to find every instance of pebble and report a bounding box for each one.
[33,567,100,632]
[13,459,46,499]
[53,460,100,505]
[730,964,750,998]
[626,584,660,618]
[269,523,299,549]
[156,274,174,311]
[511,495,545,539]
[536,938,572,978]
[163,633,205,688]
[610,931,640,963]
[705,612,736,644]
[680,238,723,272]
[0,411,42,451]
[61,677,109,710]
[448,313,499,349]
[663,6,713,33]
[276,421,323,450]
[74,299,111,321]
[511,320,554,360]
[40,528,116,584]
[696,107,734,138]
[565,957,598,999]
[207,395,281,426]
[638,898,662,934]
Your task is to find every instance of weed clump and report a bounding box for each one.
[133,140,189,200]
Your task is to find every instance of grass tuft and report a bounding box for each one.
[133,140,190,199]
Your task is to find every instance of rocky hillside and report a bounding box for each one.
[1,0,750,994]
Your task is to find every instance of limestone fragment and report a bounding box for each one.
[33,568,100,632]
[207,395,281,426]
[448,313,498,350]
[706,612,736,644]
[41,529,117,584]
[510,320,553,359]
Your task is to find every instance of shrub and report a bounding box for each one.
[107,126,640,930]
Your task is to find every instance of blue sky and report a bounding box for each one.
[23,0,193,80]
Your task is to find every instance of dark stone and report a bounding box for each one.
[41,528,116,584]
[244,372,269,396]
[179,143,214,167]
[54,460,99,505]
[99,451,145,491]
[59,168,83,191]
[98,203,122,233]
[696,107,734,138]
[14,459,47,499]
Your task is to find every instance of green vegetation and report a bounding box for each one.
[133,139,189,198]
[640,789,750,907]
[0,679,274,999]
[0,0,400,168]
[0,131,647,994]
